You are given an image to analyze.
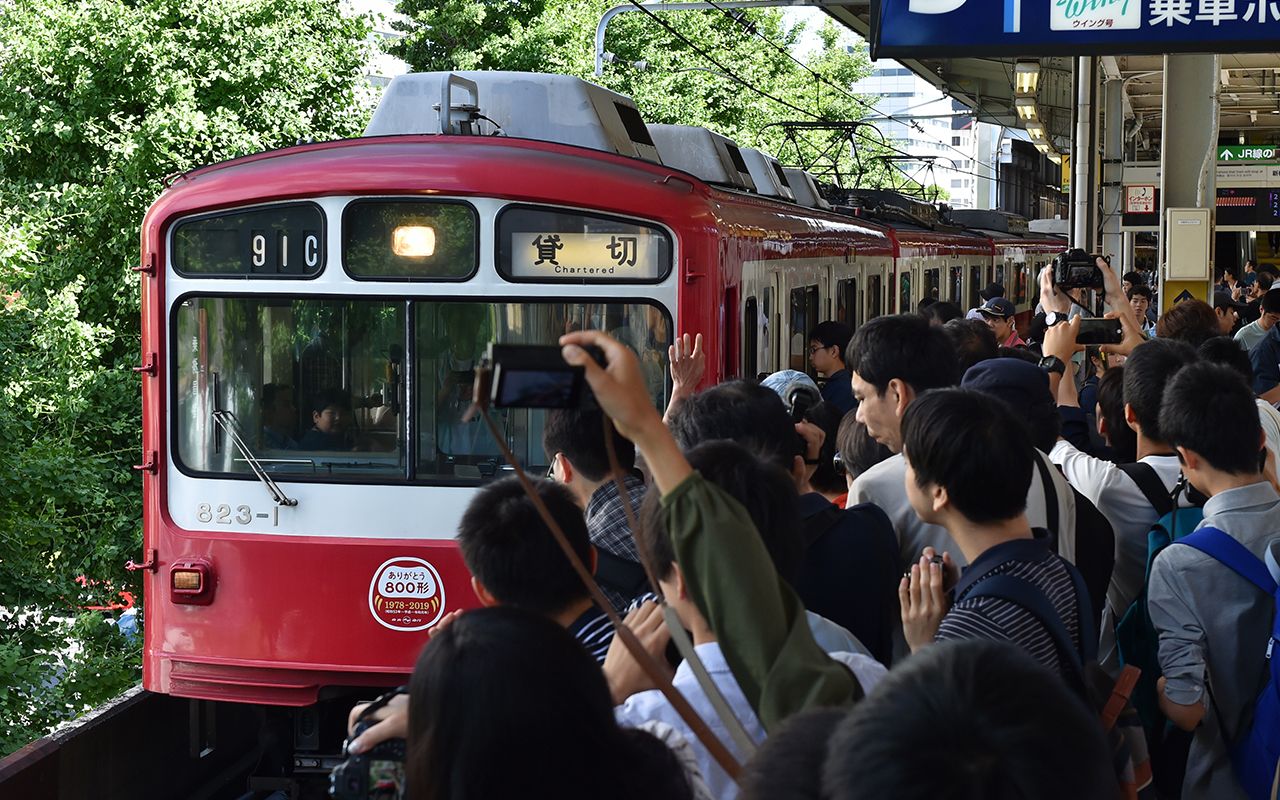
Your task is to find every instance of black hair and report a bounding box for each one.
[263,383,291,407]
[740,708,848,800]
[1122,339,1198,444]
[669,380,799,471]
[1126,285,1152,302]
[846,314,960,397]
[309,387,350,416]
[1198,336,1253,383]
[542,406,636,481]
[1161,362,1264,475]
[1256,273,1274,293]
[1156,299,1219,347]
[836,411,892,481]
[672,439,803,583]
[1122,271,1145,287]
[901,389,1032,523]
[922,301,962,326]
[810,320,854,354]
[1095,367,1136,463]
[1264,288,1280,315]
[917,296,937,313]
[407,607,693,800]
[823,639,1116,800]
[943,318,998,374]
[804,401,847,496]
[997,345,1040,365]
[456,477,591,615]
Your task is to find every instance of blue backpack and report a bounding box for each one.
[1178,527,1280,800]
[1115,463,1205,734]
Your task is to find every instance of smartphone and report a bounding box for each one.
[488,344,585,409]
[1075,317,1123,345]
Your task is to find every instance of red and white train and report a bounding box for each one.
[136,71,1061,747]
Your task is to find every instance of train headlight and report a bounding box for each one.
[392,225,436,257]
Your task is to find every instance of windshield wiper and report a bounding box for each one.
[211,410,299,507]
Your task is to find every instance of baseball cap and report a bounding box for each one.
[977,297,1017,319]
[961,358,1052,414]
[979,282,1006,302]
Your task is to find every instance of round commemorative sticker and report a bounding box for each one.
[368,557,446,632]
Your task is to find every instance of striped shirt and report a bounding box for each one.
[566,604,616,664]
[936,536,1084,678]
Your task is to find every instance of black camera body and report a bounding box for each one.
[329,721,407,800]
[486,343,606,409]
[1052,249,1108,291]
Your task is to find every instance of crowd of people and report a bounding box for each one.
[343,258,1279,800]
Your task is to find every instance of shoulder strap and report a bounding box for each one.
[965,573,1090,689]
[1033,452,1060,538]
[593,549,650,598]
[1179,527,1278,595]
[1118,462,1174,517]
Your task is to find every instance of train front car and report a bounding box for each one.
[137,75,696,724]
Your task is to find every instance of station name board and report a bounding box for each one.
[872,0,1280,56]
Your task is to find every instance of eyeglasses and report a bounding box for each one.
[808,344,831,354]
[546,462,556,479]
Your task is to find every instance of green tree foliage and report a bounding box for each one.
[390,1,929,192]
[0,0,376,755]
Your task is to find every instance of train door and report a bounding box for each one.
[922,263,942,308]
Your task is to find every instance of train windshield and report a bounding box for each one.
[172,297,669,483]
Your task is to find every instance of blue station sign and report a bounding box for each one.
[872,0,1280,57]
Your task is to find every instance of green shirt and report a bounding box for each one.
[661,473,862,731]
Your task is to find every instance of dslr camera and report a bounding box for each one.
[1052,248,1109,291]
[329,719,406,800]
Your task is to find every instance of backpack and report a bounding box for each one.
[1114,463,1205,734]
[1178,527,1280,800]
[967,564,1153,798]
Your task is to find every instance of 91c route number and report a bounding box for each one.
[195,504,278,526]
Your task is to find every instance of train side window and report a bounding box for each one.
[762,286,774,376]
[413,300,670,483]
[723,286,739,380]
[949,267,964,304]
[968,265,982,309]
[744,296,758,378]
[789,285,819,373]
[994,264,1006,289]
[899,271,912,315]
[867,273,882,320]
[836,278,858,331]
[1014,262,1028,305]
[173,297,408,479]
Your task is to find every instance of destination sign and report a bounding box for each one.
[872,0,1280,57]
[508,233,664,280]
[172,203,324,277]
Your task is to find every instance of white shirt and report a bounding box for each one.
[849,450,1076,568]
[616,642,885,800]
[1257,398,1280,466]
[1049,440,1191,669]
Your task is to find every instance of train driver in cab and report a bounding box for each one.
[976,297,1026,349]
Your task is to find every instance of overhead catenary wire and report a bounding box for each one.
[619,0,1020,191]
[700,0,1004,176]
